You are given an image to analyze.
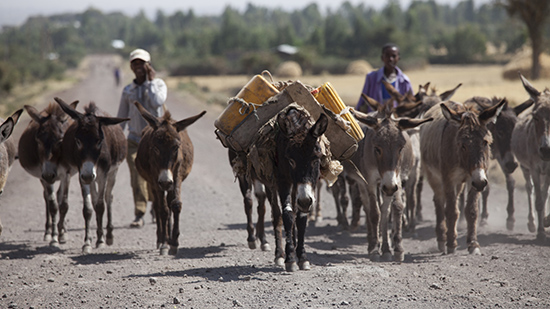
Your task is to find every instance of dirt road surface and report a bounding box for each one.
[1,55,550,308]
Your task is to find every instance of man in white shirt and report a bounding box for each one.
[117,48,167,228]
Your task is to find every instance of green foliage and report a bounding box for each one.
[1,0,548,95]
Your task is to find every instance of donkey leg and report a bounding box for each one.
[282,206,298,272]
[505,173,516,231]
[239,175,256,249]
[415,175,424,222]
[296,211,310,270]
[465,188,481,255]
[365,186,381,261]
[104,169,118,246]
[57,172,71,244]
[80,182,94,254]
[379,196,392,262]
[522,169,536,233]
[168,189,182,256]
[41,180,59,245]
[444,186,460,254]
[156,190,170,255]
[255,181,270,251]
[94,174,107,249]
[479,184,489,227]
[269,189,284,267]
[533,174,549,241]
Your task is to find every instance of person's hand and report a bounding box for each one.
[145,62,156,81]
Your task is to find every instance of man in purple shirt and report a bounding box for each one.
[356,43,413,112]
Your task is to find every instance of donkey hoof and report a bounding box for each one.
[437,241,446,253]
[275,257,285,267]
[44,234,52,242]
[59,234,68,244]
[479,218,488,227]
[506,218,515,231]
[261,243,271,252]
[248,241,257,250]
[394,251,405,262]
[446,246,456,254]
[381,252,393,262]
[469,247,481,255]
[369,252,381,262]
[169,246,178,256]
[299,260,311,270]
[106,237,114,246]
[285,262,299,272]
[536,232,546,242]
[49,239,59,247]
[82,245,92,254]
[96,242,106,249]
[528,222,536,233]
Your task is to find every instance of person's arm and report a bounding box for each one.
[146,79,167,107]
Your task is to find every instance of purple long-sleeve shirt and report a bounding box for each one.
[356,66,412,111]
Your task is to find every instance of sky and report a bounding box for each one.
[1,0,493,27]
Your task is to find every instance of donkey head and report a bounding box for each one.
[24,101,78,183]
[276,108,328,213]
[519,74,550,161]
[441,99,505,191]
[134,102,206,190]
[352,108,432,196]
[55,97,128,184]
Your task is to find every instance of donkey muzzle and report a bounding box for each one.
[158,169,173,190]
[296,183,315,213]
[471,168,488,192]
[41,161,58,184]
[80,161,96,184]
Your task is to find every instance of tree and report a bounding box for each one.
[497,0,550,79]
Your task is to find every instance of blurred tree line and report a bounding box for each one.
[0,0,547,95]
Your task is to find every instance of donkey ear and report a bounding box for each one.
[55,97,82,120]
[175,111,207,132]
[519,73,541,101]
[514,98,534,116]
[382,80,403,101]
[397,117,433,131]
[351,108,379,128]
[439,83,462,101]
[361,93,379,112]
[479,98,506,125]
[0,118,14,144]
[134,101,160,128]
[310,113,328,138]
[440,103,462,124]
[98,116,130,126]
[25,105,43,123]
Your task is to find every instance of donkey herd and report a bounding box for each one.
[0,74,549,272]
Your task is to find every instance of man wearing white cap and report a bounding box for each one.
[117,48,167,228]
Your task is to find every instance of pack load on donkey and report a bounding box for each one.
[214,71,364,185]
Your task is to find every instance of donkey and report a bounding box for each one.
[228,148,272,251]
[420,99,505,254]
[345,104,433,262]
[511,74,550,241]
[55,97,129,253]
[0,109,23,237]
[248,106,328,271]
[463,96,534,230]
[402,82,462,223]
[18,102,78,245]
[134,102,206,255]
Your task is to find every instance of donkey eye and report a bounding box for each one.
[374,147,382,156]
[288,159,296,169]
[75,139,82,149]
[95,140,102,149]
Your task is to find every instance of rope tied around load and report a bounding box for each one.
[227,97,260,121]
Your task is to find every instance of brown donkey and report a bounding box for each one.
[18,102,78,245]
[420,99,505,254]
[511,74,550,241]
[55,97,129,253]
[134,102,206,255]
[463,96,533,230]
[346,103,432,262]
[0,109,23,237]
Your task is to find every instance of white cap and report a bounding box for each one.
[129,48,151,62]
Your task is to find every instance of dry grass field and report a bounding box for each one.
[167,64,550,108]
